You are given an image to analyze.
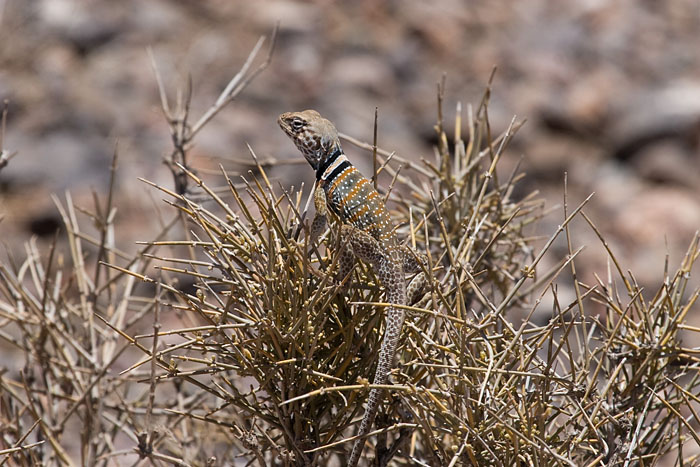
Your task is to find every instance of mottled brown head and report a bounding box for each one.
[277,110,342,170]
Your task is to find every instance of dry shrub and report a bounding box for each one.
[1,38,699,467]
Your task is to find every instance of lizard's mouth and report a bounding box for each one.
[276,116,289,133]
[278,113,297,135]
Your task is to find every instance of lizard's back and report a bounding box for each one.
[319,152,398,249]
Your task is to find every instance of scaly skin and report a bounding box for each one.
[278,110,423,466]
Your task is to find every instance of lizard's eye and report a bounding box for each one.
[291,118,304,131]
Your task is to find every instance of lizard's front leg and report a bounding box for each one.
[310,183,328,243]
[312,186,356,288]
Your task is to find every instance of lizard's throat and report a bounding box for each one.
[315,147,345,181]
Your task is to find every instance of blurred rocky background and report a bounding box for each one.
[1,0,699,316]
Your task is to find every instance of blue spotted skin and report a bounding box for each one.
[278,110,420,466]
[321,155,396,247]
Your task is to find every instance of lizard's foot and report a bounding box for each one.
[401,246,428,304]
[407,272,427,305]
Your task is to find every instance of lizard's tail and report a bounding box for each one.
[347,303,406,467]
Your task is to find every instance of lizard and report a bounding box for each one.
[278,110,424,466]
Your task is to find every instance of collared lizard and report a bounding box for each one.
[278,110,425,466]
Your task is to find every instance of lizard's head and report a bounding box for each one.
[278,110,341,170]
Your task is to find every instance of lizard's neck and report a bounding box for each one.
[315,146,346,181]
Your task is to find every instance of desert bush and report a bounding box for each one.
[1,35,698,467]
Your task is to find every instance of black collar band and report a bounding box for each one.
[325,160,351,185]
[316,147,343,181]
